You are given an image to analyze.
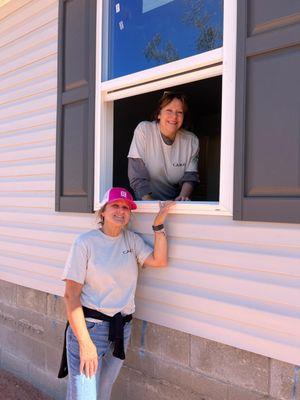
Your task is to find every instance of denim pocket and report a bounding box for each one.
[85,321,96,330]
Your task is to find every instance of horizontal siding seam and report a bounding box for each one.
[1,70,57,93]
[0,53,57,80]
[0,86,57,107]
[0,52,58,79]
[0,122,56,138]
[1,34,58,68]
[0,0,58,37]
[0,17,58,50]
[0,0,34,22]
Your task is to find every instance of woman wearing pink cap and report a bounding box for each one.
[59,187,174,400]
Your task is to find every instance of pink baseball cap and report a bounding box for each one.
[99,187,137,210]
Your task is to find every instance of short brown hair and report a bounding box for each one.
[153,91,189,127]
[96,204,107,226]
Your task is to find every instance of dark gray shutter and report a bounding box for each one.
[233,1,300,223]
[55,0,97,212]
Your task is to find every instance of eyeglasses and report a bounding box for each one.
[162,90,186,97]
[161,90,188,102]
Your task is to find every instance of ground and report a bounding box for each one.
[0,369,52,400]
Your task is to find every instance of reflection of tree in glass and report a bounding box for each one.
[183,0,223,52]
[144,33,179,64]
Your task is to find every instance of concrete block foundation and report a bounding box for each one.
[0,280,299,400]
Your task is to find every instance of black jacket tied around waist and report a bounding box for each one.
[58,306,132,378]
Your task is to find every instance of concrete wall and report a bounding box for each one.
[1,280,299,400]
[0,280,67,399]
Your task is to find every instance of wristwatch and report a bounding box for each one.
[152,224,164,231]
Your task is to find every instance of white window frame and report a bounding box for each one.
[94,0,237,216]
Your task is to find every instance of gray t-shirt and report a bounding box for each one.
[128,121,199,200]
[62,229,153,317]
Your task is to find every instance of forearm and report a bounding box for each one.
[179,182,194,198]
[152,231,168,267]
[151,204,171,266]
[64,295,92,345]
[143,201,175,268]
[64,278,98,377]
[128,158,152,199]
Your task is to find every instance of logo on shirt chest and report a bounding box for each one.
[172,162,186,167]
[122,249,133,254]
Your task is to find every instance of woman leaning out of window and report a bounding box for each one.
[128,91,199,201]
[58,187,174,400]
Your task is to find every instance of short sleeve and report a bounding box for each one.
[186,135,199,172]
[61,238,88,284]
[133,232,153,268]
[127,122,147,160]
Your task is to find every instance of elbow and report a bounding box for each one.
[64,291,70,301]
[63,291,71,306]
[64,289,80,305]
[63,280,83,310]
[155,259,168,268]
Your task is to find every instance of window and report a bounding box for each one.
[94,0,236,215]
[113,77,222,202]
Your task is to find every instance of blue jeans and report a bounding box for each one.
[66,320,131,400]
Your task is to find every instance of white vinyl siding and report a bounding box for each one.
[133,214,300,365]
[0,0,300,367]
[0,0,95,292]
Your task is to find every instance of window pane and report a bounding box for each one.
[103,0,223,80]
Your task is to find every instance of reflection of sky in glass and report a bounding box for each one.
[143,0,175,13]
[104,0,223,80]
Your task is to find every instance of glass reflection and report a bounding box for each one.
[104,0,223,80]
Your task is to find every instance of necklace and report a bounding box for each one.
[160,131,175,145]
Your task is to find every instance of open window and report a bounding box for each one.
[94,0,236,215]
[113,77,222,202]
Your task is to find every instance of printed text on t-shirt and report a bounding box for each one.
[172,162,186,167]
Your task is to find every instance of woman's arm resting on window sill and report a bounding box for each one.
[128,158,153,200]
[176,171,199,201]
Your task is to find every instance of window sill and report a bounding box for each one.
[132,201,232,216]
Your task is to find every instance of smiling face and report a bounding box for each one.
[158,98,184,140]
[101,199,131,229]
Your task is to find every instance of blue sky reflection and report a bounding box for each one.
[104,0,223,80]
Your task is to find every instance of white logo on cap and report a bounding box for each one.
[121,191,127,198]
